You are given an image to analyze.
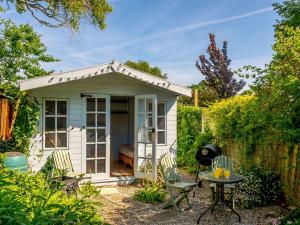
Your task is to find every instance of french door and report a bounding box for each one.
[82,95,110,179]
[134,95,157,180]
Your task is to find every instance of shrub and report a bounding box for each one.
[235,165,283,208]
[177,105,202,167]
[182,132,214,173]
[80,181,101,198]
[0,169,104,225]
[133,182,166,204]
[280,208,300,225]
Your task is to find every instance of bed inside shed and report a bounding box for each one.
[110,96,134,177]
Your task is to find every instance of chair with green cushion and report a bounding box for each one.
[210,155,235,208]
[159,153,196,211]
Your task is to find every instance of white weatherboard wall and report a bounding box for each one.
[28,73,177,174]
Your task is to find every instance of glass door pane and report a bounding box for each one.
[135,96,157,179]
[86,97,107,174]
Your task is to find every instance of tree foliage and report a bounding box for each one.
[0,18,57,84]
[0,18,56,155]
[271,26,300,78]
[125,60,167,79]
[273,0,300,27]
[196,33,245,99]
[178,81,218,107]
[206,0,300,151]
[1,0,112,31]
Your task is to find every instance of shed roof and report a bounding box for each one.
[18,60,192,97]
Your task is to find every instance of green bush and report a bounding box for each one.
[235,165,283,209]
[0,169,104,225]
[280,208,300,225]
[177,105,202,166]
[177,105,214,171]
[133,182,166,204]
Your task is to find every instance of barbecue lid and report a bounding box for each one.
[195,144,222,166]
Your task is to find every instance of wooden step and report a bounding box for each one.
[81,176,136,187]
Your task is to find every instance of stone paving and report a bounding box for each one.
[99,181,283,225]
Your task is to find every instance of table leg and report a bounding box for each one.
[197,200,218,224]
[197,182,241,224]
[225,201,241,222]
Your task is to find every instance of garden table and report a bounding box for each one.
[197,172,243,224]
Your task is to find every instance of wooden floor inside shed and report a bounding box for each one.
[110,161,134,177]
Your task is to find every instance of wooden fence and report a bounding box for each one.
[223,139,300,206]
[0,96,19,141]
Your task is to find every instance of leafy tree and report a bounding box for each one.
[125,60,167,79]
[0,18,57,84]
[196,33,245,99]
[1,0,112,31]
[0,18,57,154]
[178,81,218,107]
[271,26,300,78]
[273,0,300,27]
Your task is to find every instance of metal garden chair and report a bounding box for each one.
[159,153,196,211]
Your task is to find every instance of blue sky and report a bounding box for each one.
[2,0,283,86]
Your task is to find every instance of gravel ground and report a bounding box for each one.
[98,174,284,225]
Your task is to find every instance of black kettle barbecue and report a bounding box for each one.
[194,144,222,191]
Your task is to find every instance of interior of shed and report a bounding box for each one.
[110,96,134,177]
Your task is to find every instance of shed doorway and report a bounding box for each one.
[110,96,134,177]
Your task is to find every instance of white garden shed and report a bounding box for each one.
[19,60,191,184]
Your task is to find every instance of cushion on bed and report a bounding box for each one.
[120,144,134,158]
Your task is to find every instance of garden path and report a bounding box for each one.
[99,175,282,225]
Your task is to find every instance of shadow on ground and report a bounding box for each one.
[99,174,282,225]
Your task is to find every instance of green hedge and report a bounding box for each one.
[177,105,214,171]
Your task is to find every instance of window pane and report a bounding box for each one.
[57,117,67,131]
[45,133,55,148]
[97,114,105,127]
[138,114,145,127]
[57,133,67,147]
[158,103,165,116]
[97,159,105,173]
[86,129,95,143]
[87,98,95,111]
[45,117,55,131]
[138,158,146,173]
[138,99,145,113]
[97,98,105,112]
[97,144,106,157]
[147,115,153,128]
[87,113,95,127]
[157,131,165,144]
[86,160,95,173]
[97,129,105,142]
[146,100,152,112]
[57,101,67,115]
[86,144,95,158]
[158,117,165,130]
[45,101,55,115]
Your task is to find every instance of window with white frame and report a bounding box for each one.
[157,102,166,144]
[44,100,68,149]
